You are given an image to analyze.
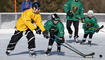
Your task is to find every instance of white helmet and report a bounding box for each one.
[87,10,94,15]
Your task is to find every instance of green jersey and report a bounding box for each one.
[64,0,84,21]
[44,20,64,37]
[83,16,99,34]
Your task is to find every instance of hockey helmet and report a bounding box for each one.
[32,2,40,9]
[88,10,94,15]
[51,14,60,21]
[74,0,78,2]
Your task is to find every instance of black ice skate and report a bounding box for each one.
[57,46,61,52]
[80,40,86,44]
[6,50,12,56]
[74,36,79,43]
[29,49,36,57]
[45,49,51,55]
[88,41,91,45]
[69,34,72,38]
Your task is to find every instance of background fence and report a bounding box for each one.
[0,13,105,29]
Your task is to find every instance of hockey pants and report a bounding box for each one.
[6,29,35,51]
[66,20,79,37]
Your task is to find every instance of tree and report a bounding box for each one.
[0,0,105,12]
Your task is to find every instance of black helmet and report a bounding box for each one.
[51,14,60,21]
[32,2,40,9]
[74,0,78,2]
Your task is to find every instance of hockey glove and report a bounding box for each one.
[95,28,100,32]
[85,24,92,30]
[59,37,65,43]
[43,30,49,39]
[35,26,41,34]
[67,10,73,17]
[81,18,85,23]
[95,25,104,32]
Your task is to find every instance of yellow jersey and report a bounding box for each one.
[16,8,45,32]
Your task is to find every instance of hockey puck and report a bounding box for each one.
[99,54,103,58]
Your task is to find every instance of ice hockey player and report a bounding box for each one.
[5,2,48,57]
[80,10,103,45]
[44,14,65,55]
[64,0,84,43]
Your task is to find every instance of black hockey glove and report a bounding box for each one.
[59,37,65,43]
[81,18,85,23]
[95,25,104,32]
[95,28,100,32]
[35,26,41,34]
[43,30,49,39]
[85,24,92,30]
[67,10,73,17]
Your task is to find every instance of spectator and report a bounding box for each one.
[34,0,38,2]
[21,0,32,12]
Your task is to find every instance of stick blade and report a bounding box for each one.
[84,52,95,58]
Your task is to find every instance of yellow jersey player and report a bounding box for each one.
[6,2,48,57]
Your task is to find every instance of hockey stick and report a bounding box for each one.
[63,42,95,58]
[92,25,104,33]
[62,43,94,58]
[100,30,105,33]
[99,25,104,30]
[53,35,95,58]
[98,25,104,33]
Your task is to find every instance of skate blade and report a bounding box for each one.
[45,53,50,56]
[83,52,95,58]
[6,52,11,56]
[29,54,36,58]
[83,55,94,58]
[30,55,36,58]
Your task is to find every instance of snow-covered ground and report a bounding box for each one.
[0,22,105,60]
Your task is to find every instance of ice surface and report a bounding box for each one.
[0,22,105,60]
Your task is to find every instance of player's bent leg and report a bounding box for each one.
[66,20,73,38]
[6,30,23,55]
[80,34,88,44]
[88,33,93,45]
[73,21,79,43]
[57,43,61,52]
[26,29,36,56]
[45,38,55,55]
